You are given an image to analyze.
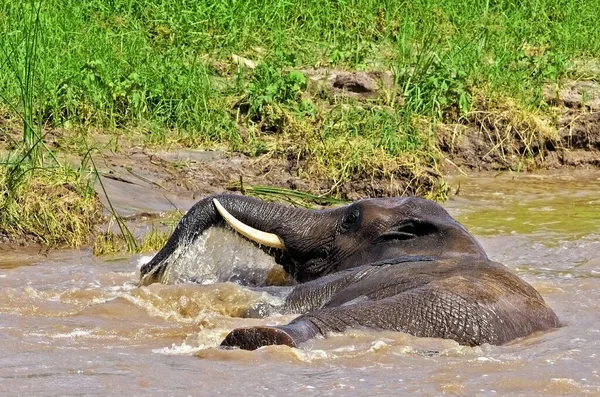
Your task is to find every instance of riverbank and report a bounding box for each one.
[1,0,599,250]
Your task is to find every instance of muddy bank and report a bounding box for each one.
[301,70,600,173]
[2,73,600,250]
[440,80,600,171]
[94,147,440,217]
[92,78,600,218]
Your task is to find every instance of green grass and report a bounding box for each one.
[1,0,599,245]
[2,0,598,145]
[3,0,597,127]
[0,0,104,246]
[234,184,347,208]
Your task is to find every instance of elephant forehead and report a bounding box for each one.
[359,197,407,208]
[353,199,410,226]
[360,197,440,215]
[357,197,455,228]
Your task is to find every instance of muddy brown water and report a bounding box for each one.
[1,170,600,396]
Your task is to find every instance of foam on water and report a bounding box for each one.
[152,338,220,356]
[137,255,153,270]
[50,329,94,339]
[153,342,203,356]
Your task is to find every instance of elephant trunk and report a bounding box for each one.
[220,321,319,350]
[139,194,313,285]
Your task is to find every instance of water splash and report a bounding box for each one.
[155,227,284,286]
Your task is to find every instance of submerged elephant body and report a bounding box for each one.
[224,258,557,349]
[140,194,559,350]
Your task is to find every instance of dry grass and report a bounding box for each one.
[0,167,103,246]
[438,93,561,170]
[93,217,181,256]
[471,96,557,160]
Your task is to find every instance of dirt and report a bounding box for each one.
[93,149,312,215]
[303,68,395,99]
[439,80,600,172]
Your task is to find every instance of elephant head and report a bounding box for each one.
[139,194,486,285]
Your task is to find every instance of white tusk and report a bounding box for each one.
[213,198,286,250]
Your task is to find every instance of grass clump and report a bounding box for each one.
[471,96,558,154]
[233,184,347,208]
[93,227,172,255]
[0,0,104,247]
[92,212,183,256]
[0,165,102,246]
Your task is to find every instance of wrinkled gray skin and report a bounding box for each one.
[140,194,560,350]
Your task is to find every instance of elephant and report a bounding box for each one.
[139,194,560,350]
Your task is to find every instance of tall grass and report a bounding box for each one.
[0,0,45,166]
[1,0,46,214]
[0,0,103,246]
[2,0,598,136]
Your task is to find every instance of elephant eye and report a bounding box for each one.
[377,220,439,242]
[315,246,329,258]
[340,209,360,232]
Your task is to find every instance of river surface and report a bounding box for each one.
[1,170,599,396]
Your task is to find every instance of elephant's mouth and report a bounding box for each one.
[214,198,328,283]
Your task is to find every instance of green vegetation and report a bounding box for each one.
[93,226,171,255]
[236,184,347,208]
[0,0,101,246]
[0,165,102,246]
[1,0,599,247]
[1,0,596,127]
